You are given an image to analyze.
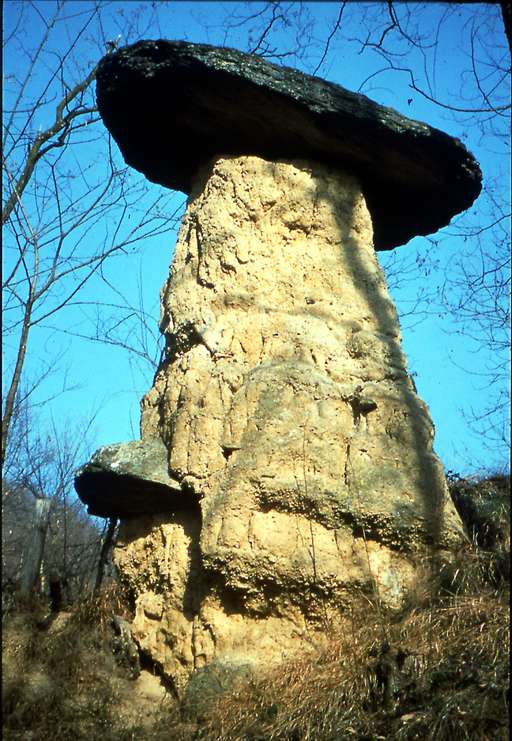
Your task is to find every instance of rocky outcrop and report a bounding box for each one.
[95,39,482,251]
[80,155,465,691]
[74,40,480,692]
[140,155,464,562]
[75,439,185,518]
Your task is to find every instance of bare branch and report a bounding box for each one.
[313,2,346,76]
[2,64,98,225]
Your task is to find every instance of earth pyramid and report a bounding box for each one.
[76,40,481,692]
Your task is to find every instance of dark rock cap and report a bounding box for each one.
[74,438,191,518]
[96,39,482,251]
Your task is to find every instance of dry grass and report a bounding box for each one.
[2,485,510,740]
[1,582,158,741]
[3,581,509,740]
[185,475,510,741]
[190,578,509,741]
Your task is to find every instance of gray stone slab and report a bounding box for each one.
[74,438,191,518]
[96,39,482,251]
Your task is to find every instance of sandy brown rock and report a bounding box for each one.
[111,154,464,689]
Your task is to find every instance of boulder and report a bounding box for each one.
[95,39,482,251]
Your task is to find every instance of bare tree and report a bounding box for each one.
[350,2,510,462]
[1,393,105,606]
[2,1,181,466]
[18,497,52,599]
[94,517,119,593]
[1,1,185,602]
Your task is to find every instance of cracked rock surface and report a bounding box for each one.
[107,155,464,690]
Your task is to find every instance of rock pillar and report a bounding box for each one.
[113,154,463,689]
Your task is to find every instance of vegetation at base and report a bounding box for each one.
[2,474,510,741]
[192,587,509,741]
[2,584,137,741]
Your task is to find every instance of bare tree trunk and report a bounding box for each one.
[18,497,51,598]
[49,572,63,612]
[94,517,118,592]
[1,299,34,467]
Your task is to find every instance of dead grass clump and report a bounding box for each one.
[193,584,509,741]
[2,581,508,741]
[2,475,509,740]
[71,578,133,627]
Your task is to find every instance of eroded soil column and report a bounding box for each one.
[116,154,462,685]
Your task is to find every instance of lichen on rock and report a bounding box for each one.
[95,39,482,251]
[75,438,186,518]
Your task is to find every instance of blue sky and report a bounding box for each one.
[3,1,510,477]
